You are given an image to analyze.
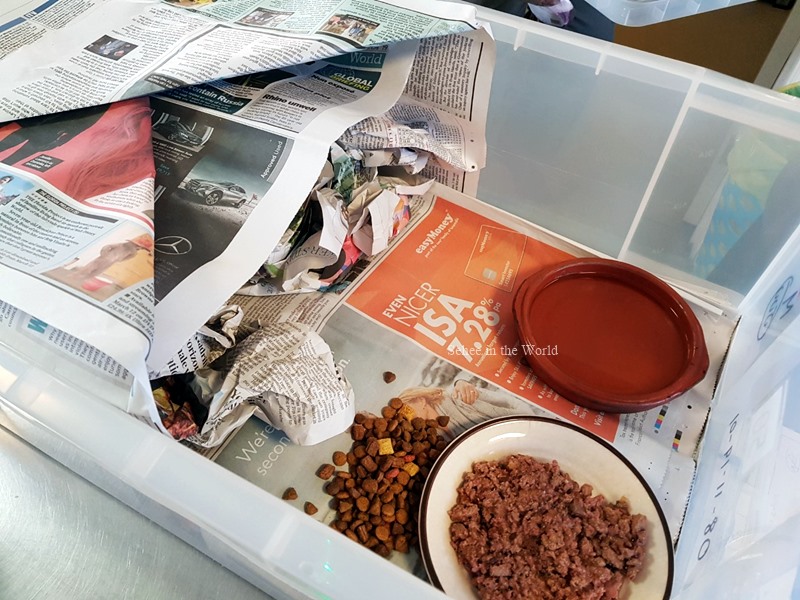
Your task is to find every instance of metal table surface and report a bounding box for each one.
[0,424,275,600]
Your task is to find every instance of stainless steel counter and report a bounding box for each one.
[0,425,274,600]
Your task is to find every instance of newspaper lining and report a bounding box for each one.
[200,183,736,577]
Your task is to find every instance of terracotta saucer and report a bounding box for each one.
[512,258,709,413]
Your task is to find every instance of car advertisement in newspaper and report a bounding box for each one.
[151,96,292,302]
[147,39,421,372]
[198,184,733,568]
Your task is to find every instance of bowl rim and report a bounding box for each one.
[512,257,710,413]
[418,415,674,599]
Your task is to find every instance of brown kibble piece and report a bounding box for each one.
[317,464,336,479]
[351,424,366,441]
[282,487,298,501]
[389,397,403,410]
[362,456,378,472]
[356,496,370,512]
[332,451,347,466]
[437,415,450,427]
[382,371,396,383]
[304,502,318,515]
[366,439,379,457]
[381,406,397,419]
[375,525,391,541]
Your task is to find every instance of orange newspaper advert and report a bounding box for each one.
[345,196,619,441]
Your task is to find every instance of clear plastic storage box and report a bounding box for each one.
[585,0,754,27]
[2,10,800,600]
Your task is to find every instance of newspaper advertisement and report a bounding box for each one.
[0,0,480,122]
[194,183,734,577]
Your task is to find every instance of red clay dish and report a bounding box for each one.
[513,258,709,413]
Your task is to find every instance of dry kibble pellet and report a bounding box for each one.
[377,438,394,455]
[317,464,335,479]
[304,502,318,515]
[402,462,420,477]
[282,487,298,501]
[332,451,347,466]
[382,371,396,383]
[398,404,415,421]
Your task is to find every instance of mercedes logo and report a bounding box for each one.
[155,236,192,255]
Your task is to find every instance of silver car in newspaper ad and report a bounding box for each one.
[153,120,205,146]
[184,179,247,208]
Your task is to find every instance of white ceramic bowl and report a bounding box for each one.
[419,416,673,600]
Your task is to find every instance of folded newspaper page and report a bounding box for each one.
[197,183,735,572]
[0,20,495,441]
[152,28,495,373]
[0,0,479,121]
[148,40,421,372]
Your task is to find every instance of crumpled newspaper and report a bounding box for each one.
[150,305,256,378]
[238,153,433,295]
[186,321,354,447]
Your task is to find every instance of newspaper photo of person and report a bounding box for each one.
[162,0,217,7]
[0,172,34,207]
[237,8,293,29]
[42,226,154,301]
[397,357,549,437]
[318,14,379,46]
[84,35,138,61]
[0,105,108,167]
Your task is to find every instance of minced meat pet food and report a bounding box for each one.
[449,454,648,600]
